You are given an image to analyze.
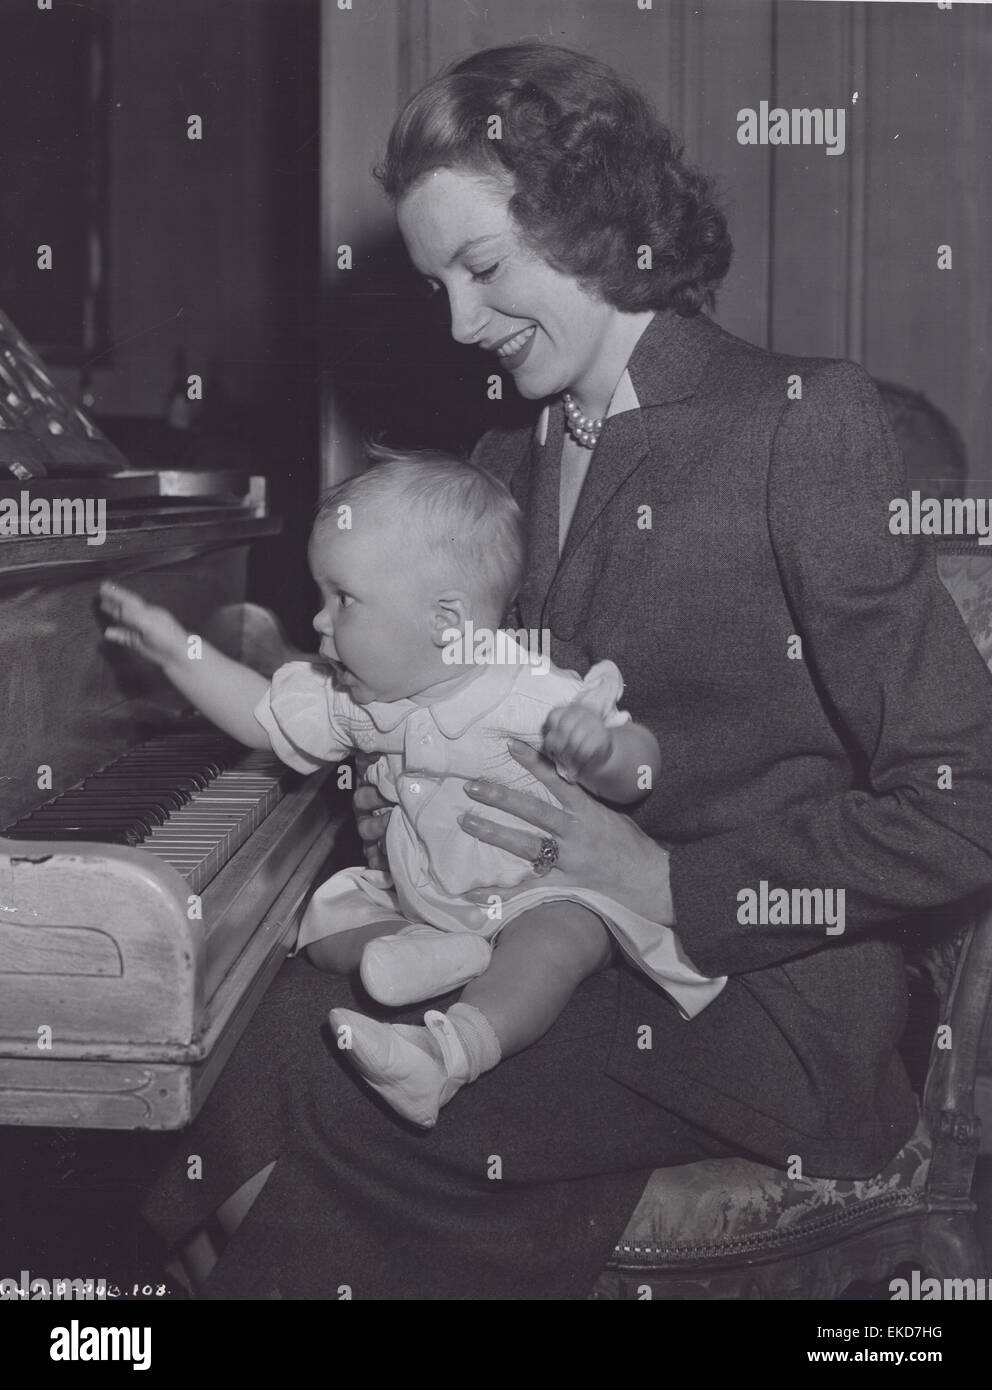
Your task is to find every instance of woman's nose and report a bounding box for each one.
[313,609,332,638]
[448,286,486,346]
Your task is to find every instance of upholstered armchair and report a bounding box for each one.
[592,895,992,1299]
[592,543,992,1300]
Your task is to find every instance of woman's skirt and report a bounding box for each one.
[142,957,733,1300]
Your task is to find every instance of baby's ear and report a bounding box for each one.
[429,593,470,649]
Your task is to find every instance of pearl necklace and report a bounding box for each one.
[562,392,604,449]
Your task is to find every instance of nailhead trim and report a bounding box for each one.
[607,1188,925,1266]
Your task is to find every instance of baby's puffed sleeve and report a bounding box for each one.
[253,661,355,773]
[571,659,632,728]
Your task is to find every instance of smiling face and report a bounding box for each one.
[308,517,467,706]
[396,167,634,415]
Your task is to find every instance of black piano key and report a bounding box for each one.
[18,813,160,837]
[25,791,181,811]
[2,825,143,846]
[107,758,227,775]
[21,811,167,828]
[44,791,184,816]
[21,811,165,835]
[82,776,205,795]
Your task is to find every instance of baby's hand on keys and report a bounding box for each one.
[99,581,188,669]
[542,704,614,783]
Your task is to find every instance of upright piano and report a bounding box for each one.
[0,308,347,1130]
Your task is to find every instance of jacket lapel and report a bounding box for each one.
[515,398,564,629]
[557,406,651,572]
[507,311,725,638]
[544,311,725,638]
[543,407,650,637]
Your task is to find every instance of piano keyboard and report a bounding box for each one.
[1,732,289,894]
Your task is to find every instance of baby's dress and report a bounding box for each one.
[253,648,725,1018]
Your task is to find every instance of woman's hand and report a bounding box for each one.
[100,582,188,670]
[459,739,675,923]
[353,752,391,873]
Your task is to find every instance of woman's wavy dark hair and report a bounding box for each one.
[374,42,732,316]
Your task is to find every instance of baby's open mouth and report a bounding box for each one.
[322,655,351,684]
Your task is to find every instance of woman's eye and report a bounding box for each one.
[471,262,500,284]
[338,592,355,608]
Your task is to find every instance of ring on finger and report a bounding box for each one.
[532,835,560,877]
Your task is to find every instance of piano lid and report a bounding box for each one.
[0,306,127,480]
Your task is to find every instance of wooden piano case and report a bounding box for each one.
[0,784,341,1130]
[0,308,346,1129]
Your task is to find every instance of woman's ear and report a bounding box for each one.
[430,593,471,649]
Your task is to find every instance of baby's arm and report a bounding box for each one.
[542,705,661,805]
[99,581,270,748]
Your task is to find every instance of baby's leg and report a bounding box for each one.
[461,902,614,1056]
[305,919,406,974]
[328,903,614,1128]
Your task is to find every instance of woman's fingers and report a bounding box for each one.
[353,750,380,781]
[461,776,568,835]
[458,811,549,865]
[352,779,391,859]
[504,737,583,803]
[353,783,389,814]
[353,782,391,843]
[356,808,391,843]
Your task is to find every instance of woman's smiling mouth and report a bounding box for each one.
[494,324,537,369]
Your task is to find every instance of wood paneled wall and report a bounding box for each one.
[43,0,319,422]
[320,0,989,483]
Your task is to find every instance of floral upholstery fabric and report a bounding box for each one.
[938,553,992,669]
[611,1114,930,1265]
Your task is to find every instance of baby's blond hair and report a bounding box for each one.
[314,442,525,622]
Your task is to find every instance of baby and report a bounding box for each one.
[100,447,720,1128]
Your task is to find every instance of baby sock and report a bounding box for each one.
[329,1002,502,1128]
[438,1001,502,1081]
[420,1001,502,1120]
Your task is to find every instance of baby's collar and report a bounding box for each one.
[362,659,526,740]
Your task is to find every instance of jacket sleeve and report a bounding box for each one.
[668,361,992,977]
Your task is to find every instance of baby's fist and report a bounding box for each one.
[543,703,613,782]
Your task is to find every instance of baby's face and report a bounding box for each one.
[308,518,454,704]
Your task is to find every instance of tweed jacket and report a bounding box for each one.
[472,309,992,1177]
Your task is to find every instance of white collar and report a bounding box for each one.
[361,657,527,740]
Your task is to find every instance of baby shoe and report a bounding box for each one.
[328,1007,470,1128]
[360,926,492,1006]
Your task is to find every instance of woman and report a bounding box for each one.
[143,42,992,1299]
